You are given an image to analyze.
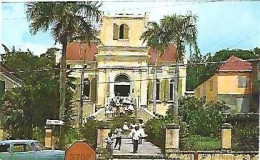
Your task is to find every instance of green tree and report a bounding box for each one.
[26,2,102,148]
[1,45,74,140]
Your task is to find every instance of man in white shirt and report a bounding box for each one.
[114,125,122,150]
[130,126,141,153]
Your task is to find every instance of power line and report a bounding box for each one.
[0,57,259,74]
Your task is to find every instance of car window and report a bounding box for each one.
[0,144,10,153]
[13,144,33,152]
[31,142,44,151]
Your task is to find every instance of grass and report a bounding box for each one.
[184,135,221,151]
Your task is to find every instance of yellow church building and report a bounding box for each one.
[66,13,187,120]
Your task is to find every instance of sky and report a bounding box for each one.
[1,1,260,56]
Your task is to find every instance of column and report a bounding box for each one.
[96,124,111,160]
[97,124,111,149]
[221,123,232,150]
[45,128,55,149]
[165,123,180,154]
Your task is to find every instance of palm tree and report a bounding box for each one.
[141,12,199,119]
[140,21,165,114]
[26,1,102,149]
[161,12,199,120]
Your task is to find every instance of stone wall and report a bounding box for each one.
[167,151,259,160]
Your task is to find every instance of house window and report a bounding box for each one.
[238,77,248,88]
[210,80,213,91]
[119,24,129,39]
[170,80,174,100]
[83,78,90,99]
[156,79,160,100]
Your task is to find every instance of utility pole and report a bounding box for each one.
[173,61,179,120]
[153,49,158,114]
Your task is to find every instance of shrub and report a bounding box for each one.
[145,114,189,153]
[179,97,229,137]
[80,119,100,148]
[227,113,259,151]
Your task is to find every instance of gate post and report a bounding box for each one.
[96,123,111,160]
[165,123,180,154]
[221,123,232,151]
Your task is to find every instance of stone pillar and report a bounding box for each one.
[96,124,111,160]
[221,123,232,151]
[45,128,55,149]
[165,123,180,154]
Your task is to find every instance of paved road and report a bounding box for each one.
[113,138,164,159]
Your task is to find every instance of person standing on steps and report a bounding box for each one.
[138,119,145,144]
[105,132,114,160]
[114,125,122,150]
[130,126,141,153]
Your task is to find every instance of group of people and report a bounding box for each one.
[105,119,147,159]
[105,94,135,118]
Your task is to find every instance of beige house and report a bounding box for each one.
[0,63,22,140]
[66,13,187,119]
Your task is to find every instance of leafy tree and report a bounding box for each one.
[0,45,74,140]
[26,2,102,148]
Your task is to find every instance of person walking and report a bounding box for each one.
[114,125,122,150]
[138,119,146,144]
[105,132,114,160]
[130,126,141,153]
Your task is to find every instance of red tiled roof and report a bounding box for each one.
[148,43,177,64]
[66,42,98,61]
[66,42,177,63]
[218,55,252,72]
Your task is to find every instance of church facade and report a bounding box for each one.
[66,13,187,120]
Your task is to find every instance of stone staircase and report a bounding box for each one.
[113,139,165,160]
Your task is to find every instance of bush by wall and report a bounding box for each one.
[227,113,259,151]
[179,97,229,137]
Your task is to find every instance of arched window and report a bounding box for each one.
[170,80,174,101]
[83,78,90,99]
[119,24,129,39]
[115,74,130,83]
[156,79,160,100]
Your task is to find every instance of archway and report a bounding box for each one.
[114,74,130,97]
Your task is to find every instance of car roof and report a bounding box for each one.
[0,140,39,144]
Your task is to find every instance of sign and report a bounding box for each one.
[46,119,64,125]
[65,141,96,160]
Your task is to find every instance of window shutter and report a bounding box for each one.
[160,80,165,101]
[113,23,119,40]
[0,81,5,100]
[90,78,96,102]
[164,80,170,101]
[148,80,153,101]
[178,79,182,96]
[124,24,129,39]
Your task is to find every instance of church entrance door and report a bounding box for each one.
[114,74,130,97]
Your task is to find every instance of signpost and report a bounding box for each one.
[65,141,96,160]
[46,119,64,126]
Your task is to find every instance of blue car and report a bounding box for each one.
[0,140,64,160]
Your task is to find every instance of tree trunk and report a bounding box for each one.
[59,40,67,150]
